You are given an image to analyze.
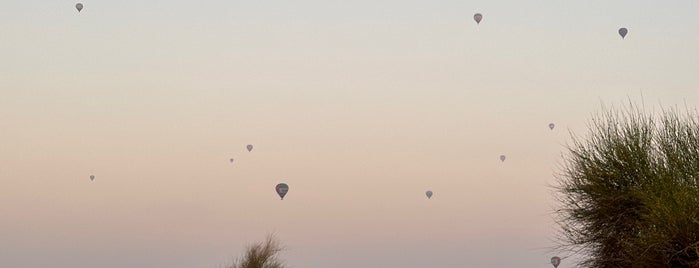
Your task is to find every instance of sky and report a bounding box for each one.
[1,1,698,267]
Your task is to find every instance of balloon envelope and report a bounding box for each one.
[549,123,555,130]
[618,27,628,38]
[551,256,561,268]
[229,158,234,163]
[500,155,506,162]
[76,3,83,12]
[89,175,95,181]
[426,191,433,199]
[276,183,289,200]
[246,144,253,152]
[474,13,483,24]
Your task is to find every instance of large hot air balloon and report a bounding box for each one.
[276,183,289,200]
[499,155,506,162]
[551,256,561,268]
[425,190,433,199]
[75,3,83,12]
[618,27,628,39]
[89,175,95,181]
[473,13,483,24]
[246,144,253,152]
[549,123,555,130]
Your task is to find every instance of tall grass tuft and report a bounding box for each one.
[227,234,286,268]
[554,103,699,267]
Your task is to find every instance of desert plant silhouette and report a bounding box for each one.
[227,234,285,268]
[554,103,699,267]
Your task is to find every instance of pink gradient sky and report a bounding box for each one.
[1,1,698,267]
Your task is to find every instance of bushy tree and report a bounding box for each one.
[227,235,285,268]
[555,104,699,267]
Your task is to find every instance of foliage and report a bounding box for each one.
[555,103,699,267]
[227,235,286,268]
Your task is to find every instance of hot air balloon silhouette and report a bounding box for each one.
[275,183,289,200]
[549,123,555,130]
[550,256,561,268]
[618,27,628,39]
[229,158,234,163]
[425,190,433,199]
[246,144,253,152]
[89,175,95,181]
[473,13,483,24]
[499,155,506,162]
[75,3,83,12]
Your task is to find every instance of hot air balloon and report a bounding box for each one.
[425,190,433,199]
[247,144,253,152]
[474,13,483,24]
[618,27,628,39]
[551,256,561,268]
[75,3,83,12]
[276,183,289,200]
[549,123,555,130]
[499,155,506,162]
[89,175,95,181]
[229,158,234,163]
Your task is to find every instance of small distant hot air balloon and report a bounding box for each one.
[549,123,555,130]
[551,256,561,268]
[246,144,253,152]
[89,175,95,181]
[276,183,289,200]
[425,190,433,199]
[500,155,506,162]
[618,27,628,39]
[75,3,83,12]
[229,158,234,163]
[474,13,483,24]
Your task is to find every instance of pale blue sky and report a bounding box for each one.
[1,1,698,268]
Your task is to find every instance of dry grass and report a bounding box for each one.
[554,103,699,267]
[227,234,286,268]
